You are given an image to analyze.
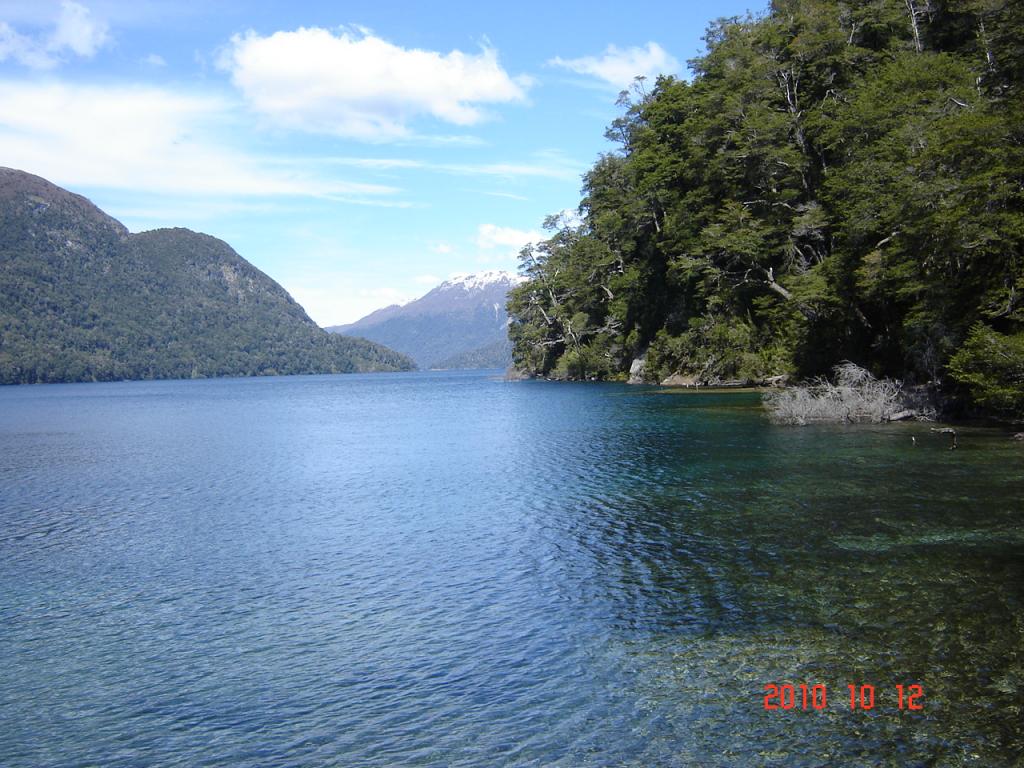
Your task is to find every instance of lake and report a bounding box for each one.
[1,370,1021,766]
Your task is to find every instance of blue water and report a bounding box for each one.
[1,371,1022,766]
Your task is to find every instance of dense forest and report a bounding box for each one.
[508,0,1023,417]
[0,169,415,384]
[434,339,514,370]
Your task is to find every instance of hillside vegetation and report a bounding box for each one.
[0,169,414,384]
[508,0,1023,418]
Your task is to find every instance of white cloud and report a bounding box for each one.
[553,207,584,229]
[430,242,453,254]
[483,191,528,201]
[476,223,542,250]
[357,286,413,304]
[473,223,545,270]
[49,1,108,57]
[549,42,679,89]
[0,23,51,68]
[0,80,401,200]
[289,278,416,327]
[142,52,166,67]
[0,1,109,69]
[112,199,285,231]
[320,155,581,181]
[323,157,423,170]
[413,274,441,285]
[441,161,577,180]
[218,26,531,141]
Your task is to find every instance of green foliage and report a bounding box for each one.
[0,170,414,384]
[948,324,1024,416]
[433,339,512,370]
[508,0,1023,415]
[647,315,793,384]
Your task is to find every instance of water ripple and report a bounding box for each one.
[1,372,1022,766]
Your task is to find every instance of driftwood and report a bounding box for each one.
[764,363,906,425]
[887,409,917,422]
[931,427,958,450]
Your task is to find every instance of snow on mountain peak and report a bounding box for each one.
[440,270,525,291]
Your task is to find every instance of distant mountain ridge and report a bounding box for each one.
[0,168,414,384]
[328,270,524,369]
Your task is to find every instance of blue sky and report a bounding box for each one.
[0,0,764,325]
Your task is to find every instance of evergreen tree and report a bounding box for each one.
[508,0,1023,415]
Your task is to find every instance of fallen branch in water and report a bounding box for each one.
[931,427,958,450]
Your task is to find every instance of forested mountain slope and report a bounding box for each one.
[0,169,414,383]
[508,0,1023,417]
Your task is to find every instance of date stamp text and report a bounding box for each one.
[763,683,925,711]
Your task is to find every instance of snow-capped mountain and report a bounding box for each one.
[327,271,525,369]
[437,270,524,293]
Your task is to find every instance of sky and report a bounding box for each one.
[0,0,765,326]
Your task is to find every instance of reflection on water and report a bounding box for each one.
[1,371,1021,766]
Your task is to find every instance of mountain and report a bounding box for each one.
[328,271,524,369]
[433,338,513,370]
[0,168,414,384]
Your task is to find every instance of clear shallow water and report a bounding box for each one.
[1,370,1021,767]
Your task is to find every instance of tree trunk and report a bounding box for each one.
[906,0,923,53]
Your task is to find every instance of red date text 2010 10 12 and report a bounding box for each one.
[763,683,924,711]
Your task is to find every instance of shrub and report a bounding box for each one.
[552,341,616,380]
[948,324,1024,418]
[764,363,907,425]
